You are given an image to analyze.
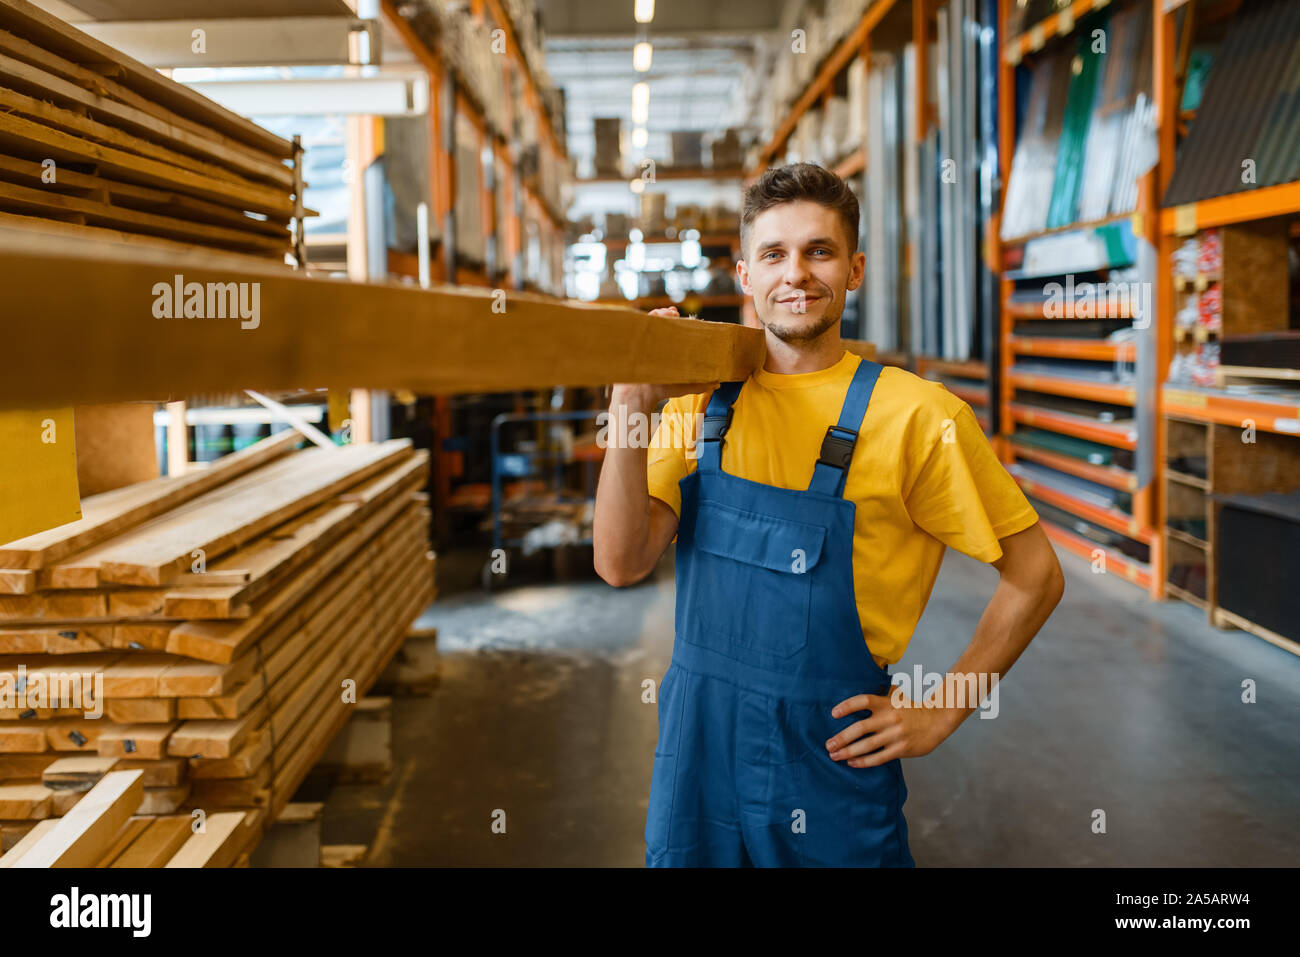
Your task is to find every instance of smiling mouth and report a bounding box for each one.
[778,295,822,304]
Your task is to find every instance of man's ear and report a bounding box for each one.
[736,258,751,295]
[844,250,866,292]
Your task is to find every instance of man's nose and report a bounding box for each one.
[782,252,812,285]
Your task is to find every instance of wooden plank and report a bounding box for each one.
[0,50,294,187]
[0,235,769,407]
[7,768,142,867]
[0,153,291,235]
[0,430,300,569]
[167,488,429,663]
[0,111,292,215]
[0,782,53,818]
[164,810,253,868]
[41,755,118,790]
[0,816,56,865]
[93,815,150,866]
[96,722,177,760]
[0,23,293,172]
[0,0,293,158]
[108,814,192,867]
[92,441,412,586]
[0,178,290,253]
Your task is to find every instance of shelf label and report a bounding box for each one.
[1005,43,1023,66]
[1174,275,1188,292]
[1194,273,1209,291]
[1028,25,1046,51]
[1274,418,1300,434]
[1128,519,1139,536]
[1164,389,1206,408]
[1173,204,1197,236]
[1058,7,1076,33]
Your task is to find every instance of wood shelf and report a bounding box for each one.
[1161,180,1300,235]
[1010,336,1136,362]
[1010,442,1138,491]
[1010,371,1136,406]
[1009,403,1138,449]
[832,148,865,179]
[1000,210,1136,246]
[1042,518,1153,589]
[1165,525,1209,550]
[1014,475,1150,544]
[1164,468,1208,491]
[1165,581,1208,610]
[1163,386,1300,437]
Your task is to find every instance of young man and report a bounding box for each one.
[593,162,1064,867]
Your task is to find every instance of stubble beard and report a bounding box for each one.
[762,289,842,344]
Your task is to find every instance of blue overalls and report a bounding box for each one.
[645,357,915,867]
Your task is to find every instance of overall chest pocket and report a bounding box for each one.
[686,501,827,659]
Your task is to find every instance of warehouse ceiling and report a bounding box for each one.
[32,0,355,17]
[539,0,786,176]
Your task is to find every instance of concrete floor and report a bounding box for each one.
[316,544,1300,866]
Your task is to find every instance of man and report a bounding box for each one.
[593,162,1064,867]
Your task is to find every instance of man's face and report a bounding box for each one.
[737,199,865,344]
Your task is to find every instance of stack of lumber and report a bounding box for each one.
[0,767,262,867]
[0,0,301,264]
[0,434,435,851]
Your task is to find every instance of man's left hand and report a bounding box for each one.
[824,691,952,766]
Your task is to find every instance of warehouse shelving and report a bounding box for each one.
[379,0,574,538]
[1149,0,1300,655]
[993,0,1160,596]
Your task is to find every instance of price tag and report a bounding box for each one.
[1006,43,1023,66]
[1173,204,1197,236]
[1058,8,1076,33]
[1194,273,1208,291]
[1274,418,1300,434]
[1029,25,1046,51]
[1174,275,1188,292]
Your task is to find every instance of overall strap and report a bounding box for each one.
[807,358,884,497]
[696,381,744,473]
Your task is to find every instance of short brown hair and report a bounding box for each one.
[740,162,859,259]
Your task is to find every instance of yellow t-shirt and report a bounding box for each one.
[646,349,1038,668]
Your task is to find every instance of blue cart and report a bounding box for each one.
[483,409,602,589]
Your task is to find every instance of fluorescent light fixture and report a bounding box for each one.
[632,81,649,108]
[632,101,649,125]
[631,126,648,148]
[633,41,652,72]
[630,178,646,194]
[635,0,655,23]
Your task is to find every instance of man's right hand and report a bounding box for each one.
[611,307,720,410]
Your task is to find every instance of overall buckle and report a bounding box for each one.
[817,425,857,469]
[699,406,734,442]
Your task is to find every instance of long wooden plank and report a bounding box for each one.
[0,178,289,253]
[0,153,290,236]
[78,441,411,586]
[167,487,432,663]
[0,0,293,158]
[0,72,289,194]
[0,237,768,408]
[109,814,191,867]
[163,810,253,867]
[0,430,301,568]
[0,112,292,215]
[8,768,142,867]
[0,50,294,187]
[0,815,56,865]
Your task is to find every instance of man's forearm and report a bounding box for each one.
[927,534,1064,736]
[592,387,657,584]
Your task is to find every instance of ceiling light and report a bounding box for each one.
[633,42,652,72]
[634,0,655,23]
[631,127,648,148]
